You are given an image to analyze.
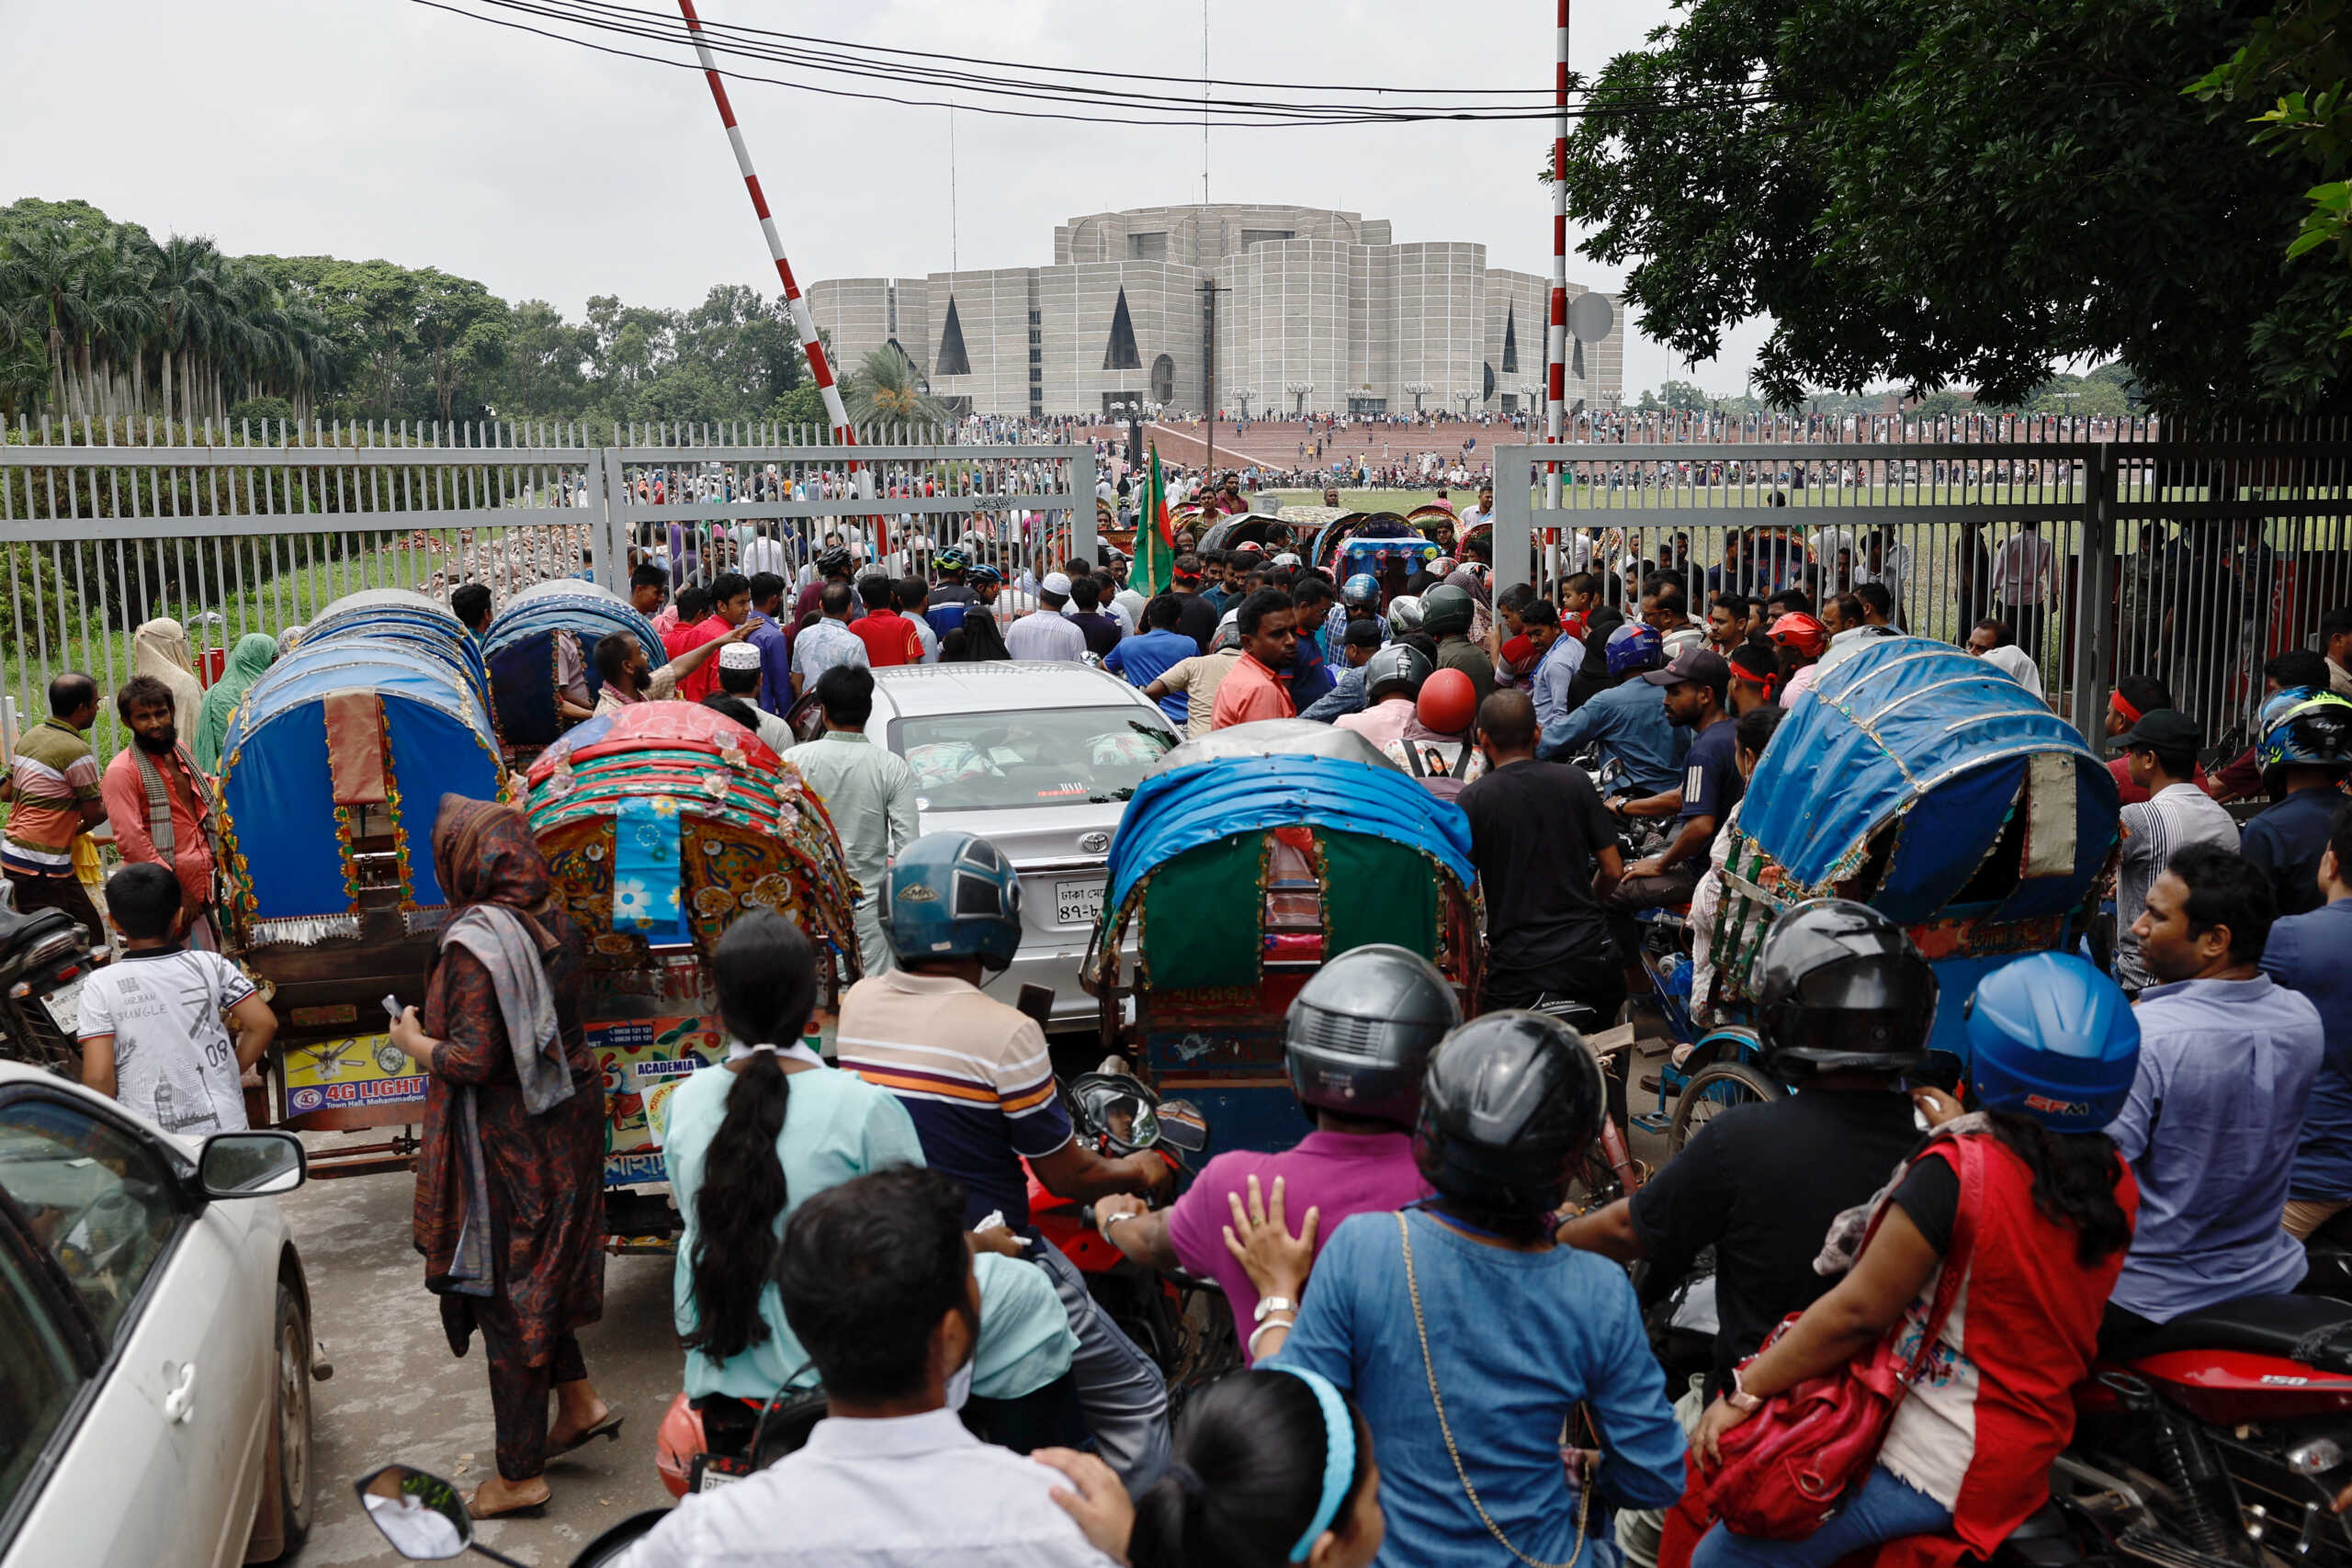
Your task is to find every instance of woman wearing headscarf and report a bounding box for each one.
[132,617,206,738]
[388,795,615,1519]
[194,634,277,773]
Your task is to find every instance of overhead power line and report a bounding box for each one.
[411,0,1785,129]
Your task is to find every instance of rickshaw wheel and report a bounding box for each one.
[1668,1061,1783,1156]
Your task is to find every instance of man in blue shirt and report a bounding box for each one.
[2270,802,2352,1240]
[743,571,794,716]
[2240,692,2352,918]
[1534,625,1688,796]
[1287,578,1339,708]
[2104,844,2325,1352]
[1522,600,1585,734]
[1299,620,1383,722]
[1103,595,1196,726]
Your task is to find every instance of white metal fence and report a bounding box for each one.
[1491,425,2352,751]
[0,417,1095,758]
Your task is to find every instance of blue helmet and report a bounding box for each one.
[1341,573,1382,611]
[2256,690,2352,794]
[1605,621,1664,677]
[877,832,1024,972]
[933,547,967,574]
[1963,953,2140,1133]
[968,563,1003,587]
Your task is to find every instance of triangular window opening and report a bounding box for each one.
[935,297,971,378]
[1103,288,1142,371]
[1501,305,1521,374]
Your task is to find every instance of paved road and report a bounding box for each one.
[275,1042,1679,1567]
[278,1152,677,1568]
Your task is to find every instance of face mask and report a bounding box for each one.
[944,1356,975,1413]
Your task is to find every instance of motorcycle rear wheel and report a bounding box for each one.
[1668,1061,1782,1156]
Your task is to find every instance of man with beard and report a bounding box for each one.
[100,675,221,949]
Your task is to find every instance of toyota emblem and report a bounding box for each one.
[1079,830,1112,854]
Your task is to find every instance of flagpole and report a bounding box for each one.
[1545,0,1569,511]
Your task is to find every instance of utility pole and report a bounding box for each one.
[1200,276,1231,480]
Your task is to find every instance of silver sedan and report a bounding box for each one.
[867,661,1178,1027]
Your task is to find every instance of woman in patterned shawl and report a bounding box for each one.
[388,795,616,1517]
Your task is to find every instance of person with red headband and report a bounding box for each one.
[1725,641,1781,716]
[2105,674,2209,806]
[1768,613,1829,708]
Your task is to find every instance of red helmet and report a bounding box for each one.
[656,1392,706,1498]
[1768,613,1828,659]
[1417,667,1479,736]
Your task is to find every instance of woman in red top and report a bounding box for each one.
[1688,952,2142,1568]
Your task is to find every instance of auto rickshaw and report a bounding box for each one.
[304,588,490,709]
[1196,513,1305,558]
[1653,637,2120,1146]
[215,628,509,1172]
[482,580,663,761]
[524,702,863,1245]
[1081,721,1482,1155]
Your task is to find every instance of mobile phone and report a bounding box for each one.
[1015,985,1055,1029]
[382,994,401,1021]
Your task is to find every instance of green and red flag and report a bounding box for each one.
[1128,442,1176,598]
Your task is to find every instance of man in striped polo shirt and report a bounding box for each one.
[838,830,1174,1487]
[2111,707,2241,996]
[3,674,108,944]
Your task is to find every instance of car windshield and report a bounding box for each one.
[894,707,1175,809]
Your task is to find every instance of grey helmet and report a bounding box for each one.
[1363,643,1432,704]
[1285,944,1462,1126]
[1387,593,1425,633]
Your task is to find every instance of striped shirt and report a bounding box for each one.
[837,968,1073,1229]
[2115,782,2242,992]
[4,719,101,875]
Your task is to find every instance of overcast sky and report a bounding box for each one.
[0,0,1771,399]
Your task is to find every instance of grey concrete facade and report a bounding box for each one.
[806,203,1621,419]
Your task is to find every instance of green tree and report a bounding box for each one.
[1556,0,2352,413]
[845,344,945,429]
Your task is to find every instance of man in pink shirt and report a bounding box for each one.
[1091,945,1453,1359]
[1209,588,1298,729]
[100,676,219,948]
[1335,643,1433,750]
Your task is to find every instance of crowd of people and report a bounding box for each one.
[17,483,2352,1568]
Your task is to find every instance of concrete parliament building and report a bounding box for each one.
[806,202,1622,422]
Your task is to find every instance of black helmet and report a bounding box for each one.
[1421,583,1476,637]
[1413,1011,1604,1220]
[1751,898,1937,1077]
[1285,944,1460,1126]
[1362,643,1432,705]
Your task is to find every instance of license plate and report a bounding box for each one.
[42,976,83,1036]
[1054,878,1105,927]
[691,1453,752,1492]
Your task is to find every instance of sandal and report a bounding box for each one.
[464,1483,549,1519]
[548,1404,627,1456]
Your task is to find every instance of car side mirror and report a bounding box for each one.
[198,1131,307,1199]
[354,1465,472,1560]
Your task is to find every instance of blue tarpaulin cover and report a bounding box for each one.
[1737,637,2118,910]
[1103,752,1475,915]
[484,586,663,747]
[218,638,503,928]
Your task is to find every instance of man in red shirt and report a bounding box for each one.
[848,571,923,668]
[673,571,753,703]
[1211,589,1299,729]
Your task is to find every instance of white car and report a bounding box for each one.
[0,1063,316,1567]
[867,661,1179,1026]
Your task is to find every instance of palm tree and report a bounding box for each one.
[845,343,946,431]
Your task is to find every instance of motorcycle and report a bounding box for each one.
[2010,1293,2352,1568]
[0,898,103,1074]
[1032,1056,1239,1419]
[356,1463,662,1568]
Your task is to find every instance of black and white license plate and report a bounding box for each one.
[690,1453,753,1493]
[1054,878,1105,927]
[41,976,83,1036]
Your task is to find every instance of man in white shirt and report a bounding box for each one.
[1990,520,2057,657]
[1005,573,1089,661]
[616,1167,1116,1568]
[740,525,790,579]
[2110,707,2242,995]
